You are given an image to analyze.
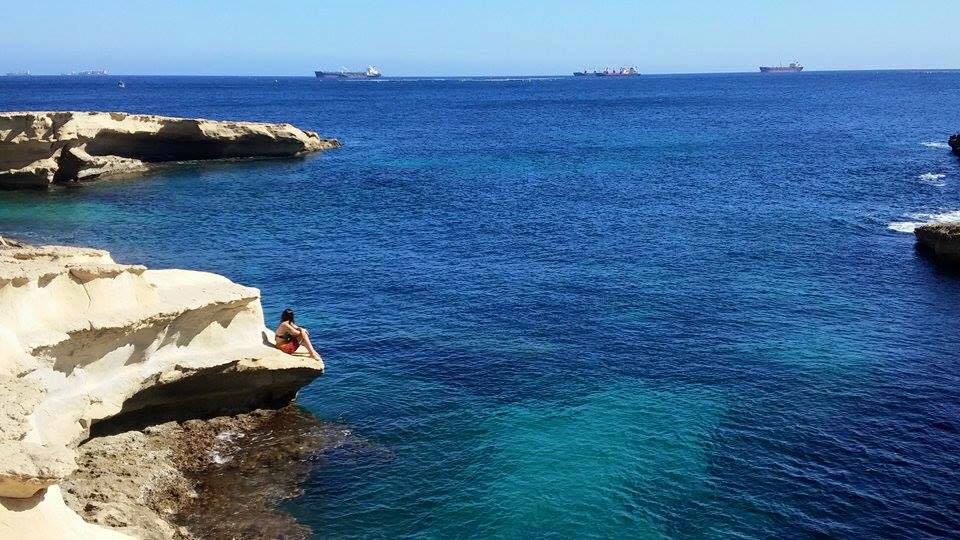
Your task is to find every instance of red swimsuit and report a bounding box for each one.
[276,335,300,354]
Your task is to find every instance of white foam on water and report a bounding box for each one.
[921,142,950,149]
[917,172,947,186]
[888,210,960,233]
[209,450,232,464]
[888,221,922,233]
[216,430,237,442]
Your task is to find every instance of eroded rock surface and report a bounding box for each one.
[0,241,324,538]
[0,112,341,188]
[63,407,354,540]
[916,222,960,263]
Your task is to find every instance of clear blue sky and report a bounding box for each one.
[3,0,956,76]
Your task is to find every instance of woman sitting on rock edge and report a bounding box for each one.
[275,308,322,361]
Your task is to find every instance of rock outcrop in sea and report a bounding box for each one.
[915,222,960,263]
[950,133,960,156]
[0,112,341,189]
[0,240,324,538]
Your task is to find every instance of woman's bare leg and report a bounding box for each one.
[299,329,322,361]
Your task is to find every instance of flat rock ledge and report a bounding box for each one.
[915,222,960,263]
[950,133,960,156]
[0,240,324,539]
[0,111,341,189]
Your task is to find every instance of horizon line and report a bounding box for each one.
[5,67,960,78]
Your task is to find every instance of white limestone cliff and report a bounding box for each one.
[0,112,341,188]
[0,241,324,538]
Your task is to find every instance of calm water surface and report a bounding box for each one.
[2,72,960,538]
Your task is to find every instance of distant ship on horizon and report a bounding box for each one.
[759,61,803,73]
[5,70,30,77]
[315,66,382,79]
[61,69,108,76]
[574,66,641,77]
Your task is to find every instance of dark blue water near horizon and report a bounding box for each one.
[3,72,960,538]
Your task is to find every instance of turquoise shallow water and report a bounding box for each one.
[3,72,960,537]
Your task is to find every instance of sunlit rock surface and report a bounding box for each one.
[0,112,340,188]
[0,241,323,538]
[915,222,960,263]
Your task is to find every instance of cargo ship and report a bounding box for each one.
[574,66,640,77]
[315,66,381,79]
[759,62,803,73]
[61,69,108,76]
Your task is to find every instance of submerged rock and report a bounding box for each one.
[0,111,341,189]
[63,407,346,540]
[0,241,324,538]
[950,133,960,156]
[915,222,960,263]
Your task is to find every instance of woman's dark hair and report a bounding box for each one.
[281,308,295,323]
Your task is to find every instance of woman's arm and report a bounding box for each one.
[288,322,307,336]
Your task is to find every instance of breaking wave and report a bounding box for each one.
[917,172,947,186]
[921,142,950,149]
[888,210,960,233]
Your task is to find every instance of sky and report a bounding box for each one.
[2,0,956,76]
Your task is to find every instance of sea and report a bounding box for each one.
[2,71,960,538]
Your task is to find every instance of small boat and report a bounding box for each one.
[117,81,125,88]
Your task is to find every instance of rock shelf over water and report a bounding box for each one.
[0,111,341,189]
[915,222,960,263]
[0,241,323,538]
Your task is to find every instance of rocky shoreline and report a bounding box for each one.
[0,240,325,538]
[0,112,340,189]
[915,222,960,263]
[912,135,960,263]
[63,406,345,539]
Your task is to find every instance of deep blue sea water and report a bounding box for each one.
[3,72,960,538]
